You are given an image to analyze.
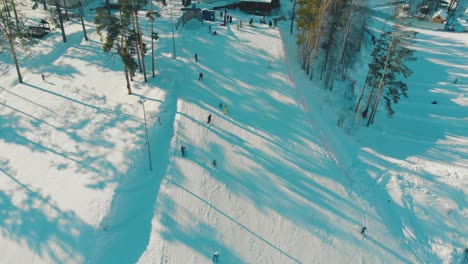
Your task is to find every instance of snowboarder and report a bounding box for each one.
[212,31,217,36]
[181,146,186,156]
[218,102,223,108]
[360,227,367,236]
[212,251,219,263]
[195,53,198,62]
[212,160,217,168]
[199,72,204,80]
[223,105,229,115]
[207,114,212,124]
[431,100,438,104]
[41,74,46,82]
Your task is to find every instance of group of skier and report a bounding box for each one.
[180,53,233,169]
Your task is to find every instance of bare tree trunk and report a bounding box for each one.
[309,0,330,80]
[62,0,69,21]
[290,0,296,34]
[364,77,377,111]
[150,1,155,78]
[78,1,88,41]
[134,10,147,82]
[131,12,142,73]
[3,0,11,17]
[55,0,67,42]
[0,16,22,83]
[357,1,370,52]
[10,0,20,33]
[340,2,355,64]
[125,66,132,94]
[355,71,370,113]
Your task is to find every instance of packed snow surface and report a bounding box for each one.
[0,0,466,263]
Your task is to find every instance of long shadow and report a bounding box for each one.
[150,19,378,262]
[0,159,95,263]
[163,178,300,263]
[87,69,178,263]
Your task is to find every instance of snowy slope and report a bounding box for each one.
[0,0,467,263]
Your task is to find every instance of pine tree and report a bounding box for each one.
[363,25,416,126]
[94,1,137,94]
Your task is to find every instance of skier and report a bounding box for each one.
[195,53,198,62]
[41,74,46,82]
[209,25,212,33]
[218,102,223,108]
[199,72,204,81]
[207,114,212,124]
[360,227,367,236]
[431,100,438,104]
[212,252,219,263]
[454,78,458,84]
[220,11,223,19]
[223,105,229,115]
[181,146,186,156]
[212,160,217,168]
[269,20,272,28]
[267,60,272,69]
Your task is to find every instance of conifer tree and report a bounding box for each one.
[362,25,416,126]
[95,1,137,94]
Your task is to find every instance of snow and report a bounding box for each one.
[0,0,467,263]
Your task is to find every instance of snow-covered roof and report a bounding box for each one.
[23,18,48,27]
[432,9,448,19]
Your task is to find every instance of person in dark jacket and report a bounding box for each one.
[199,72,203,80]
[207,114,212,124]
[362,109,368,119]
[181,146,186,156]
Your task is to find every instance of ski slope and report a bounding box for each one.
[0,0,467,263]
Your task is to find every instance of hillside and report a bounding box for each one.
[0,0,467,263]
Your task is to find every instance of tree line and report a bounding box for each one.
[294,0,416,126]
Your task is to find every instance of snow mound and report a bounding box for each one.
[184,19,202,30]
